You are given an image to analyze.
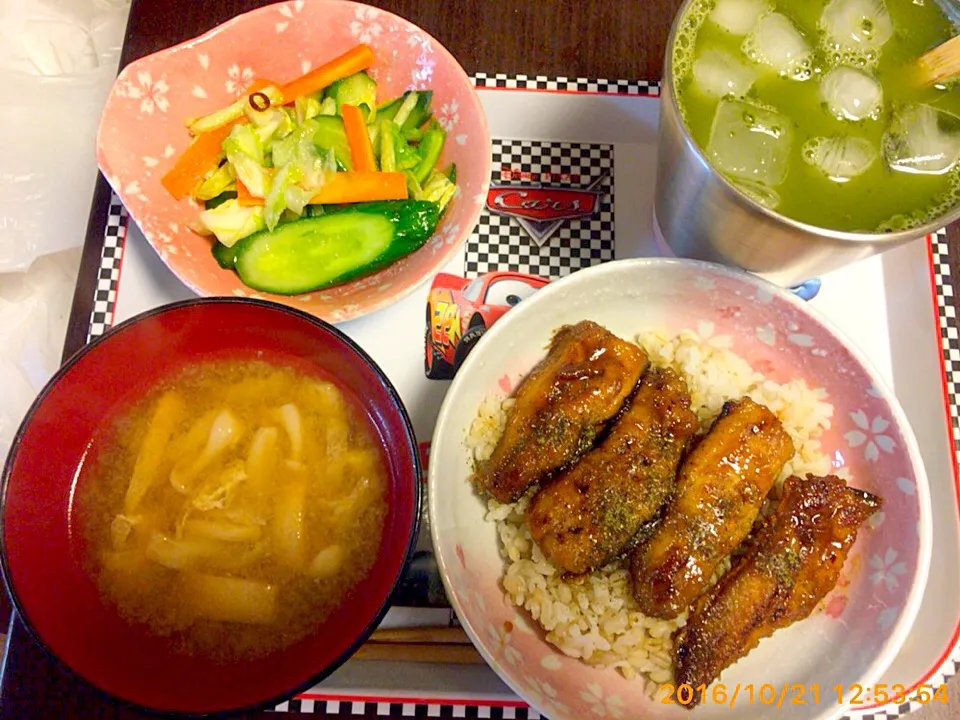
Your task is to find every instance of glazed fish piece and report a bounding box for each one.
[528,367,698,575]
[473,320,648,504]
[630,397,794,619]
[673,475,883,708]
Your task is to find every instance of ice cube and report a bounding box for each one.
[709,0,772,35]
[882,104,960,176]
[802,135,877,180]
[743,12,813,80]
[707,98,794,187]
[820,67,882,121]
[692,48,760,98]
[820,0,893,52]
[732,179,781,209]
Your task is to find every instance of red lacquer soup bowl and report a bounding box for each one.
[0,298,420,715]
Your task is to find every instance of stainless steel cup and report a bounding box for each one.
[653,0,960,288]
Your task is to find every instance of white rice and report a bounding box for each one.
[465,326,837,692]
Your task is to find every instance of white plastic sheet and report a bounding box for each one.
[0,0,131,464]
[0,0,130,272]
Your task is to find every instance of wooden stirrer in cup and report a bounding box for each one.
[914,35,960,87]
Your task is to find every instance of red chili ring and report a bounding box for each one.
[249,91,271,112]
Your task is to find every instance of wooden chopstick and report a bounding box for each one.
[354,642,486,665]
[353,626,485,664]
[915,34,960,87]
[369,626,472,645]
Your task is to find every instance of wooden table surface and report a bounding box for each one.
[3,0,959,718]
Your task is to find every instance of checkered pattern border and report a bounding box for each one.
[272,699,544,718]
[464,139,615,278]
[87,195,127,342]
[845,632,960,719]
[472,73,659,96]
[933,230,960,460]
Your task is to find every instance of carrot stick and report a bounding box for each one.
[246,78,278,94]
[235,178,262,206]
[311,171,408,204]
[280,44,375,103]
[341,104,377,172]
[161,122,238,200]
[223,172,407,207]
[161,78,279,200]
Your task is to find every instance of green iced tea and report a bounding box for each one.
[673,0,960,232]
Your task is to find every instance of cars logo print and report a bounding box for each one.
[485,173,607,246]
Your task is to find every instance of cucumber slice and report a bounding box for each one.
[232,201,440,294]
[376,96,403,118]
[414,127,446,184]
[311,116,353,170]
[401,91,433,131]
[326,71,378,118]
[211,240,238,268]
[204,191,237,210]
[378,91,432,130]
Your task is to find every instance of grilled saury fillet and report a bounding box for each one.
[528,367,698,575]
[630,397,794,618]
[673,475,883,707]
[472,320,648,503]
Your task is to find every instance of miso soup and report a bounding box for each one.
[673,0,960,231]
[76,359,387,661]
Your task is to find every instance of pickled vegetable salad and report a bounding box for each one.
[160,44,458,295]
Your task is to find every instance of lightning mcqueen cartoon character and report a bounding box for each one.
[425,271,549,379]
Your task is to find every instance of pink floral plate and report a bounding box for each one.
[429,258,932,720]
[96,0,490,323]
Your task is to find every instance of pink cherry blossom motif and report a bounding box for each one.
[877,605,900,630]
[824,593,848,618]
[845,410,896,461]
[487,621,522,667]
[120,71,170,115]
[869,548,908,591]
[349,6,383,44]
[754,358,775,375]
[437,99,460,131]
[756,323,776,346]
[225,64,256,95]
[455,543,466,570]
[580,683,626,718]
[498,373,513,394]
[522,674,571,718]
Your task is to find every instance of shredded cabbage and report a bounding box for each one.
[222,124,270,197]
[188,85,284,134]
[198,199,265,246]
[421,170,457,212]
[262,123,335,228]
[380,120,419,172]
[193,163,236,201]
[295,94,322,124]
[245,106,295,146]
[318,97,337,116]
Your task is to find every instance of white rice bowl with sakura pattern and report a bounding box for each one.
[428,259,929,720]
